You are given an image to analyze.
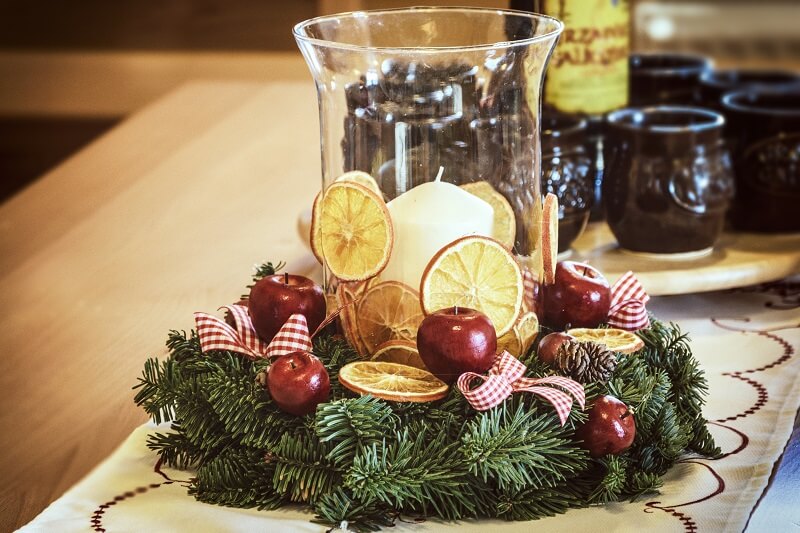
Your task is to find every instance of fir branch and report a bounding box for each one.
[271,431,342,504]
[312,334,362,400]
[313,488,395,532]
[625,471,663,501]
[461,399,588,492]
[518,348,553,377]
[638,319,710,420]
[171,376,232,453]
[252,261,284,282]
[133,357,180,424]
[315,396,398,465]
[192,485,282,511]
[636,319,719,458]
[166,329,203,363]
[205,368,300,450]
[388,399,431,421]
[495,483,585,521]
[606,357,670,431]
[177,345,254,377]
[241,261,285,298]
[146,429,203,469]
[392,386,472,439]
[191,446,281,510]
[687,417,722,458]
[634,403,691,475]
[588,456,628,504]
[345,429,479,520]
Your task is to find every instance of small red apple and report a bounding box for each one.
[537,331,575,365]
[539,261,611,330]
[417,307,497,384]
[267,351,330,416]
[575,395,636,458]
[249,273,326,342]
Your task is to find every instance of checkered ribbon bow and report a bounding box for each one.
[607,271,650,331]
[457,351,585,425]
[194,304,312,359]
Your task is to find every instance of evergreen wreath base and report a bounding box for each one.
[134,264,719,532]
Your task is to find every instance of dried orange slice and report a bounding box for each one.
[371,340,426,370]
[515,311,540,355]
[541,192,559,286]
[339,279,371,302]
[358,281,424,354]
[420,236,523,337]
[312,174,382,264]
[336,282,369,356]
[497,311,540,356]
[324,293,339,318]
[338,361,448,402]
[316,181,393,281]
[497,329,522,356]
[460,181,516,249]
[335,170,382,197]
[566,327,645,354]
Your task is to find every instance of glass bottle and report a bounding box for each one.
[511,0,631,221]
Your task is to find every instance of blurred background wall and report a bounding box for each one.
[0,0,798,200]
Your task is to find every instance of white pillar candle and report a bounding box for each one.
[382,171,494,289]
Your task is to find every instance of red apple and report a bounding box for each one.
[539,261,611,330]
[249,273,326,342]
[576,395,636,457]
[537,331,575,365]
[417,307,497,384]
[267,351,330,416]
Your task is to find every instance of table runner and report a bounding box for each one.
[19,280,800,532]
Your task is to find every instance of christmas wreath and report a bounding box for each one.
[134,262,719,532]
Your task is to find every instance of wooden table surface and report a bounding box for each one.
[0,80,322,531]
[2,76,799,532]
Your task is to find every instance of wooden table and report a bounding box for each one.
[2,79,799,532]
[0,81,321,531]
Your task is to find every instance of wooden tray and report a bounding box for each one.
[570,223,800,296]
[298,210,799,296]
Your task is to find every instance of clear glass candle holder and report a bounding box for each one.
[294,7,562,355]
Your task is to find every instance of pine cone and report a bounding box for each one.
[554,340,617,384]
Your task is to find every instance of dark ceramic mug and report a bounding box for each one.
[698,69,800,111]
[604,106,735,255]
[722,89,800,233]
[629,53,712,106]
[541,112,594,252]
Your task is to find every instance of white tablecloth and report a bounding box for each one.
[20,281,800,532]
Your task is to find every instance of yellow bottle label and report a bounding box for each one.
[544,0,630,114]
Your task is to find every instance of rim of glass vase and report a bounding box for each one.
[292,7,563,53]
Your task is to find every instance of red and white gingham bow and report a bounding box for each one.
[607,271,650,331]
[522,267,537,312]
[194,304,312,359]
[457,351,585,425]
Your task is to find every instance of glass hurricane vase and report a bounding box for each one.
[294,7,562,356]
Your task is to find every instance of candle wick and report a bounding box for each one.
[434,166,444,183]
[284,272,289,286]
